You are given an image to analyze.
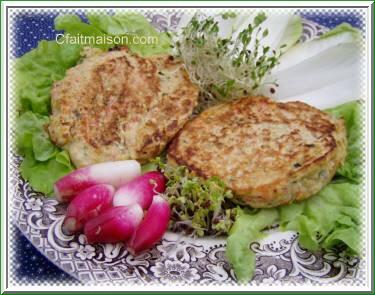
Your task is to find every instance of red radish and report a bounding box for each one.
[54,160,141,202]
[113,171,166,210]
[62,184,115,235]
[84,205,143,244]
[128,196,170,254]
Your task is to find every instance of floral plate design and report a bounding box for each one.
[11,13,361,285]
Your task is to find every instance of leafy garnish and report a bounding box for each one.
[326,101,363,183]
[279,182,360,254]
[16,112,74,195]
[152,158,237,236]
[20,150,74,196]
[226,208,278,282]
[16,112,59,162]
[175,12,301,103]
[15,41,82,115]
[221,12,237,20]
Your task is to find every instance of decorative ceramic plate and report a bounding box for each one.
[11,13,361,285]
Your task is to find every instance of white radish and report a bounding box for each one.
[54,160,141,202]
[113,171,166,210]
[84,205,143,244]
[62,184,115,235]
[128,196,170,254]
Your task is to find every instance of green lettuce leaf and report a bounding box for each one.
[88,13,161,36]
[16,112,74,195]
[326,101,363,183]
[226,208,278,282]
[16,111,58,161]
[16,41,82,115]
[16,112,48,153]
[15,39,82,195]
[20,150,74,196]
[279,182,360,254]
[54,14,111,50]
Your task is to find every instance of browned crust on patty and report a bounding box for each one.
[167,96,347,208]
[49,47,199,167]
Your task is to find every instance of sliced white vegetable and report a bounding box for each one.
[274,24,360,72]
[260,23,362,109]
[276,15,303,51]
[277,76,360,109]
[267,44,359,97]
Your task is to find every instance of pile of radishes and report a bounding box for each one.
[54,160,170,254]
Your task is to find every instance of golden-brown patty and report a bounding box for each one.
[49,48,199,167]
[168,96,347,208]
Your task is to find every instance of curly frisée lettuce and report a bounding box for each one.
[15,13,172,195]
[152,158,238,236]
